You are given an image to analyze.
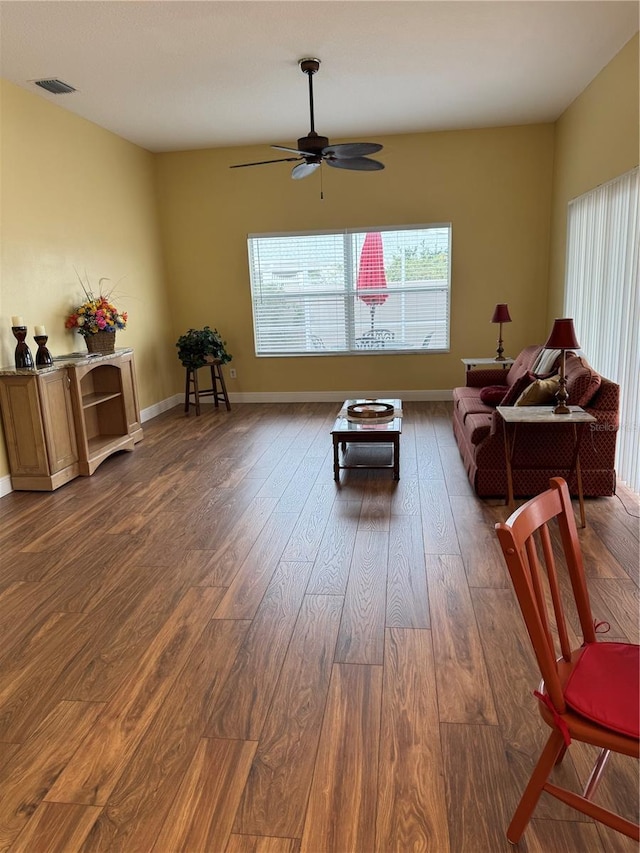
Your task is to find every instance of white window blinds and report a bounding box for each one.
[565,167,639,492]
[247,225,451,356]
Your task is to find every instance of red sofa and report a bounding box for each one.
[452,345,619,497]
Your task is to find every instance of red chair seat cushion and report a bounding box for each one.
[564,642,639,738]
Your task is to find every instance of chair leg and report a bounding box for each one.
[193,369,201,416]
[554,743,568,766]
[210,364,219,408]
[184,368,191,413]
[582,748,610,800]
[218,365,231,411]
[211,363,231,411]
[507,729,566,844]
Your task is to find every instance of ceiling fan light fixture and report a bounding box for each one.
[292,161,321,180]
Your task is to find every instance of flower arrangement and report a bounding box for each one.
[65,274,127,338]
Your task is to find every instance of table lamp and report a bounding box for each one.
[491,303,512,361]
[545,318,580,414]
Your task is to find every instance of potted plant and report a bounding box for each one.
[176,326,232,369]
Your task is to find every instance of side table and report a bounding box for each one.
[496,405,596,528]
[462,357,514,372]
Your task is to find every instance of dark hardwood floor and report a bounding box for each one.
[0,401,638,852]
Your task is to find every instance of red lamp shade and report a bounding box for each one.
[491,303,512,324]
[545,318,580,350]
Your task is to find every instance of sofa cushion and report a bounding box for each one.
[466,413,493,445]
[515,374,560,406]
[454,386,485,401]
[501,372,535,406]
[457,395,495,422]
[506,345,544,387]
[465,369,510,389]
[565,355,602,406]
[480,385,508,406]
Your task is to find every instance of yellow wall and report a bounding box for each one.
[1,32,637,483]
[0,80,175,478]
[156,124,555,395]
[547,33,639,319]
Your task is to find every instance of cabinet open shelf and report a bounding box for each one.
[87,434,133,454]
[82,390,122,409]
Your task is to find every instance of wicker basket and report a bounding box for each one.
[85,331,116,355]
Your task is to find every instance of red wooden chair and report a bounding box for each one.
[495,477,639,844]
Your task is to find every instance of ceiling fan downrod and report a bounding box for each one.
[299,58,320,136]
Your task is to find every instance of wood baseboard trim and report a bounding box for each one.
[198,390,453,404]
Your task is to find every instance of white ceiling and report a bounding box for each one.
[1,1,637,154]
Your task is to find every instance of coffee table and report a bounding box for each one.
[331,399,402,481]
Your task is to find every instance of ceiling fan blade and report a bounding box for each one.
[230,156,302,169]
[272,145,308,155]
[291,161,321,180]
[322,142,383,159]
[325,157,384,172]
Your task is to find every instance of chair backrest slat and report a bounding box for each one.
[538,522,572,661]
[524,535,556,655]
[556,501,597,646]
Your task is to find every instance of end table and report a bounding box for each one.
[462,357,514,372]
[497,405,596,527]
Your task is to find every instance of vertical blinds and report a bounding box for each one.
[247,225,451,356]
[565,167,639,492]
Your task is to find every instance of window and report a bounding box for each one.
[247,225,451,356]
[565,167,639,492]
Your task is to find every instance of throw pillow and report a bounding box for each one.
[515,374,560,406]
[531,348,563,377]
[479,385,507,406]
[501,371,535,406]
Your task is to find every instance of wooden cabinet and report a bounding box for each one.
[118,349,143,441]
[0,368,79,490]
[0,349,143,490]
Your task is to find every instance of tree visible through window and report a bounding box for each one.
[247,225,451,356]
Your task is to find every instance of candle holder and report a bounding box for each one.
[11,326,34,369]
[34,335,53,368]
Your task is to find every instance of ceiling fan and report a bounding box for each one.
[230,58,384,180]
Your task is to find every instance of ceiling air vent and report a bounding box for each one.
[34,78,76,95]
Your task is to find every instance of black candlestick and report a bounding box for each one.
[11,326,34,369]
[34,335,53,368]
